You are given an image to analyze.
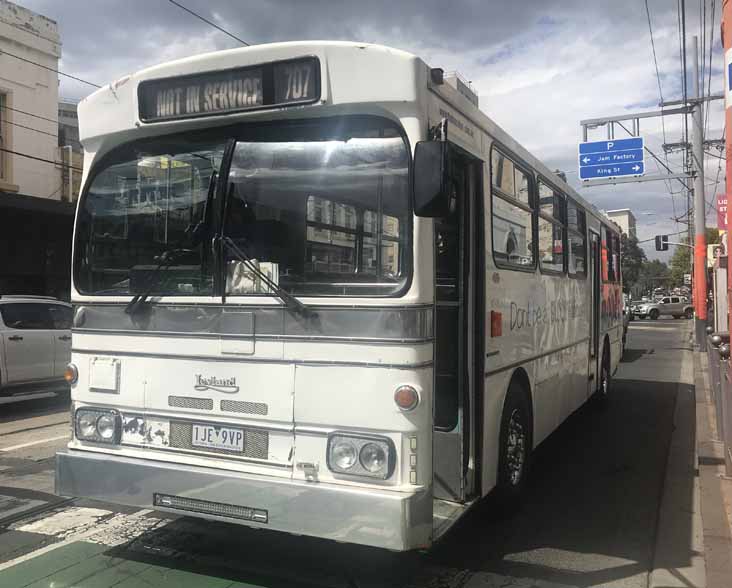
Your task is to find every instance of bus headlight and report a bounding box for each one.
[327,434,395,479]
[74,408,120,444]
[331,440,357,470]
[360,442,388,474]
[96,414,116,440]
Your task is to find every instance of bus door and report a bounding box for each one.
[433,147,482,503]
[588,231,601,392]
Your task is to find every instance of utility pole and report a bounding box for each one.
[723,0,732,341]
[692,36,708,349]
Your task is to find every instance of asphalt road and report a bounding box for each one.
[0,318,694,588]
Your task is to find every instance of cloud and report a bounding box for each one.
[20,0,725,261]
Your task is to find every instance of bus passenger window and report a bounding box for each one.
[567,200,586,277]
[538,181,565,273]
[491,149,534,268]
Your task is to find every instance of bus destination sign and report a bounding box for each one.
[138,57,320,122]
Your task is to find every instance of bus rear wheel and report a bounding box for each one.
[593,348,611,408]
[496,382,532,505]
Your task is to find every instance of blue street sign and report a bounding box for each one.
[579,137,643,154]
[578,137,644,180]
[579,148,644,166]
[579,161,645,180]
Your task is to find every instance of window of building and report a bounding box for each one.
[491,148,535,268]
[537,180,565,273]
[567,199,587,277]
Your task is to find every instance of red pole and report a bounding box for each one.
[724,0,732,335]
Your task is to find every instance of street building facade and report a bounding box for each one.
[0,0,73,298]
[606,208,637,238]
[58,99,81,201]
[0,0,61,198]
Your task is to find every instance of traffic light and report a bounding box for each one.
[655,235,669,251]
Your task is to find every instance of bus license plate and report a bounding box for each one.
[192,424,245,452]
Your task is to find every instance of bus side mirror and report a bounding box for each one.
[413,141,449,217]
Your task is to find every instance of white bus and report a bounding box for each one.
[56,41,623,551]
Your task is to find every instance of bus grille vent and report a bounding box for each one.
[168,396,213,410]
[220,399,268,415]
[169,421,268,460]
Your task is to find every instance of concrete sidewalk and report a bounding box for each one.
[653,348,732,588]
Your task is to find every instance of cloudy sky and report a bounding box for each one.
[22,0,726,261]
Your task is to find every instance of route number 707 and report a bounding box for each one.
[282,64,312,101]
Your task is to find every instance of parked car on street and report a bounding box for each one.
[0,296,72,396]
[631,296,694,320]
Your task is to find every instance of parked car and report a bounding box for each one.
[631,296,694,320]
[0,296,72,396]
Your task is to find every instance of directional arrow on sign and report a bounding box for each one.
[632,165,640,172]
[582,156,591,164]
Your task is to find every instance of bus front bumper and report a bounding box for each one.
[55,449,432,551]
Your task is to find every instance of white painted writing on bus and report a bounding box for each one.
[510,299,580,331]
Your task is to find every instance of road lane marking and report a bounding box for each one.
[16,506,112,536]
[0,420,68,437]
[0,509,159,571]
[0,435,68,452]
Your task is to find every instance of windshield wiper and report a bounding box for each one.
[125,171,219,317]
[124,247,193,316]
[222,236,315,318]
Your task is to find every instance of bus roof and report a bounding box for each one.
[78,40,621,235]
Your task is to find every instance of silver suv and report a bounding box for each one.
[0,296,72,396]
[632,296,694,320]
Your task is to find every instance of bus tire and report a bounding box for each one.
[495,381,532,505]
[593,344,611,408]
[649,309,659,320]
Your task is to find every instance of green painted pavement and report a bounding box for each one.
[0,540,270,588]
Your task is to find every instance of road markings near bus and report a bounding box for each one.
[0,435,68,452]
[0,508,164,571]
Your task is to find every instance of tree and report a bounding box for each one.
[669,228,720,286]
[669,238,690,286]
[635,259,671,297]
[621,233,646,293]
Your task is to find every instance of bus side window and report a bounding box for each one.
[491,148,535,268]
[567,199,586,277]
[537,180,565,274]
[601,225,612,282]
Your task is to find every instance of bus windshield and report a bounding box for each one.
[74,117,411,297]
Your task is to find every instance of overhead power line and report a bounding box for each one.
[0,103,58,125]
[167,0,250,46]
[0,49,100,88]
[704,0,716,137]
[2,118,57,138]
[0,147,82,171]
[644,0,674,197]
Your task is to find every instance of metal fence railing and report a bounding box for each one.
[708,332,732,474]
